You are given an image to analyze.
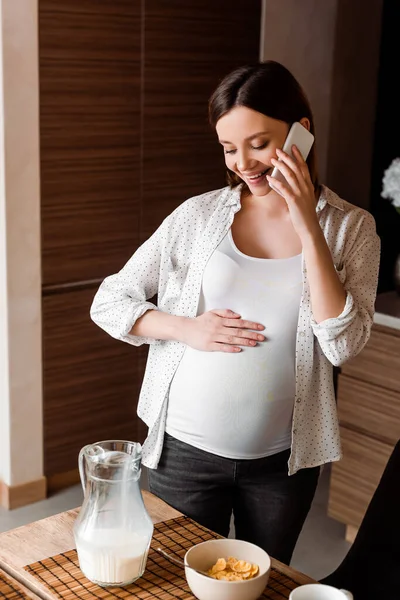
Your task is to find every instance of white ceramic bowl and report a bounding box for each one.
[184,538,271,600]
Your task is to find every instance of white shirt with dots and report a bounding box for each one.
[90,184,380,475]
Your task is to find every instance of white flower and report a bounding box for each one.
[382,158,400,209]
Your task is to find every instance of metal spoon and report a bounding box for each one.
[154,546,213,578]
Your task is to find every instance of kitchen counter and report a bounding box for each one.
[328,291,400,542]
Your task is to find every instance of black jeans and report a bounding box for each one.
[148,433,320,565]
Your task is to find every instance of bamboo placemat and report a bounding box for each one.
[25,516,301,599]
[0,569,31,600]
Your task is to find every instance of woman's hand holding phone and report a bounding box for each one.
[266,121,320,242]
[267,145,321,243]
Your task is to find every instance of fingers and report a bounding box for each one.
[223,318,264,331]
[211,308,241,319]
[271,157,302,195]
[211,343,242,353]
[266,174,289,197]
[227,328,265,342]
[206,310,266,352]
[210,309,265,333]
[215,332,263,346]
[291,146,311,180]
[276,147,311,186]
[277,147,303,173]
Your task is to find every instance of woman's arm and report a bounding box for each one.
[130,309,184,340]
[131,308,265,352]
[309,227,380,366]
[301,228,346,323]
[90,219,167,346]
[267,146,380,366]
[91,213,265,351]
[268,146,347,322]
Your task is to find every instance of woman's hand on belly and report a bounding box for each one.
[178,309,265,353]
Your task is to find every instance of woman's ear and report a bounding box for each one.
[299,117,311,131]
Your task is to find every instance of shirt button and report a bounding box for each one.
[298,365,303,370]
[300,331,306,337]
[296,398,301,403]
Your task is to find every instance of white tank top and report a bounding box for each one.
[165,230,302,459]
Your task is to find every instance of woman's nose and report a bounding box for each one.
[237,151,253,171]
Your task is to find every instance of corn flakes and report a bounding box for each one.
[207,556,259,581]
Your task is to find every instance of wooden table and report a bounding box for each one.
[0,490,315,599]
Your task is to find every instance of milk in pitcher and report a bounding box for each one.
[76,528,150,585]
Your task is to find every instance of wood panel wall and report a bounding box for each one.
[142,0,261,240]
[39,0,261,479]
[40,0,142,286]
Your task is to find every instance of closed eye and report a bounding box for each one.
[252,142,268,150]
[225,143,268,154]
[224,142,268,154]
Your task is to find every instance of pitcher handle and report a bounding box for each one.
[78,446,88,495]
[340,590,353,600]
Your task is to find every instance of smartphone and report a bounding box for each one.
[270,121,315,188]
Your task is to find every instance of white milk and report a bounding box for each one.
[76,528,150,585]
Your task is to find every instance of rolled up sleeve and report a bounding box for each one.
[311,214,380,367]
[90,220,168,346]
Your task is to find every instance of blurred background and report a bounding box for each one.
[0,0,399,579]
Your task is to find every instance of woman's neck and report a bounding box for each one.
[241,188,290,219]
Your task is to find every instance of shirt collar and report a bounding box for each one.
[224,182,345,213]
[225,184,243,209]
[317,185,345,213]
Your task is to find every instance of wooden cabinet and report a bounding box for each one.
[42,289,145,477]
[141,0,261,242]
[39,0,261,484]
[328,312,400,541]
[40,0,142,286]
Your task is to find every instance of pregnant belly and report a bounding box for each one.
[166,344,295,459]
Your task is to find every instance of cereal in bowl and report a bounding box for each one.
[208,557,259,581]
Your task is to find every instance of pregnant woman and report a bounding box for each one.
[90,61,380,564]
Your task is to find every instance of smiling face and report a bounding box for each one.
[216,106,289,196]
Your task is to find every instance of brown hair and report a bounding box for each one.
[209,61,319,193]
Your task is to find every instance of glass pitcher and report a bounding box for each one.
[73,440,153,587]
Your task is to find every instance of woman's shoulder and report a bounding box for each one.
[320,185,377,231]
[161,185,239,233]
[171,185,235,216]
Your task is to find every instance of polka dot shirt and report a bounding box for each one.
[90,184,380,475]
